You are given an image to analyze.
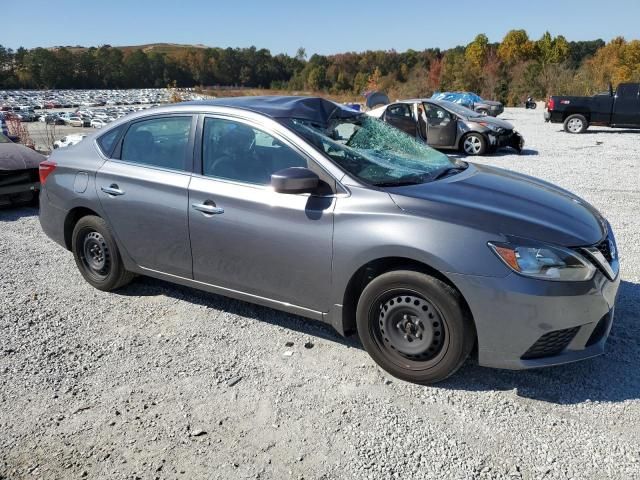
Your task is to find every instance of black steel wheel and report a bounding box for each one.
[356,270,475,384]
[72,215,133,291]
[374,294,447,366]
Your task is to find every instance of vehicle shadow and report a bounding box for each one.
[441,280,640,405]
[581,129,640,135]
[0,206,39,221]
[117,276,360,349]
[555,128,640,135]
[450,148,538,159]
[120,276,639,405]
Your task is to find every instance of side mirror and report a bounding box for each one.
[271,167,319,194]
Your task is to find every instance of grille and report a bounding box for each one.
[521,327,580,360]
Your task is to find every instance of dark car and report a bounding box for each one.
[432,92,504,117]
[545,83,640,133]
[370,99,523,155]
[0,133,45,207]
[45,115,66,125]
[38,96,618,385]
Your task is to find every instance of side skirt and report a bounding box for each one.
[135,265,327,324]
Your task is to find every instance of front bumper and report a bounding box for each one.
[449,270,620,370]
[489,131,524,153]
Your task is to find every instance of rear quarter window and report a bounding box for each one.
[97,124,126,157]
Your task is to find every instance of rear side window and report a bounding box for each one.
[121,116,192,171]
[387,104,412,118]
[97,124,125,157]
[617,84,639,98]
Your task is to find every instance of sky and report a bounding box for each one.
[3,0,640,55]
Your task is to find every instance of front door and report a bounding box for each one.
[96,115,195,278]
[612,84,640,126]
[188,116,335,312]
[423,102,458,147]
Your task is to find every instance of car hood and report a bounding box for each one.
[387,163,606,246]
[465,115,514,130]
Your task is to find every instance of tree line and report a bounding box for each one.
[1,31,640,105]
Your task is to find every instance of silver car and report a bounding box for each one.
[38,96,620,384]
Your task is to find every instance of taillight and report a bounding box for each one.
[39,160,57,185]
[547,98,555,111]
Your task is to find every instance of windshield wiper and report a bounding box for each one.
[374,179,424,187]
[431,162,469,181]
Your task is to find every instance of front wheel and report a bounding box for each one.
[564,114,588,133]
[356,270,475,384]
[461,132,487,156]
[72,215,133,291]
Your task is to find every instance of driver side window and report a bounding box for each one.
[202,117,308,185]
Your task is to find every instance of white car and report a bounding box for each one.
[53,134,87,149]
[90,119,107,129]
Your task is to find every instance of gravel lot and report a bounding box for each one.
[1,108,639,479]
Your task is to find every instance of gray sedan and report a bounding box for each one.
[39,96,619,384]
[369,99,524,156]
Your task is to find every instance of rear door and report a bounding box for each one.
[383,103,417,136]
[96,115,195,278]
[612,84,640,126]
[423,102,457,147]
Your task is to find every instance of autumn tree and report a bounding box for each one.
[498,30,535,65]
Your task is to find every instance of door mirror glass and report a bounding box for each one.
[271,167,319,194]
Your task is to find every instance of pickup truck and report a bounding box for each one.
[545,83,640,133]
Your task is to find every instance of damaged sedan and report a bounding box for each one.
[0,133,45,207]
[369,99,523,156]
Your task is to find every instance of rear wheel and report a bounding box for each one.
[461,132,487,156]
[72,215,133,291]
[356,270,475,384]
[564,114,588,133]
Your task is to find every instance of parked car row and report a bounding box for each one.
[1,88,203,112]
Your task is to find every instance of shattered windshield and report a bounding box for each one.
[287,115,454,186]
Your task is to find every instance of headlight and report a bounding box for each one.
[478,122,503,133]
[488,240,596,281]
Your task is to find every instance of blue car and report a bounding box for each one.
[431,92,504,117]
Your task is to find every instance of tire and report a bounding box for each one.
[461,132,487,156]
[356,270,475,384]
[71,215,133,291]
[563,114,588,134]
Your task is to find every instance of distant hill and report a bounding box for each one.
[118,43,209,54]
[51,43,210,55]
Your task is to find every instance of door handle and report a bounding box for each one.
[192,202,224,215]
[101,184,125,196]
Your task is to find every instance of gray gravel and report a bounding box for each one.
[1,108,639,479]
